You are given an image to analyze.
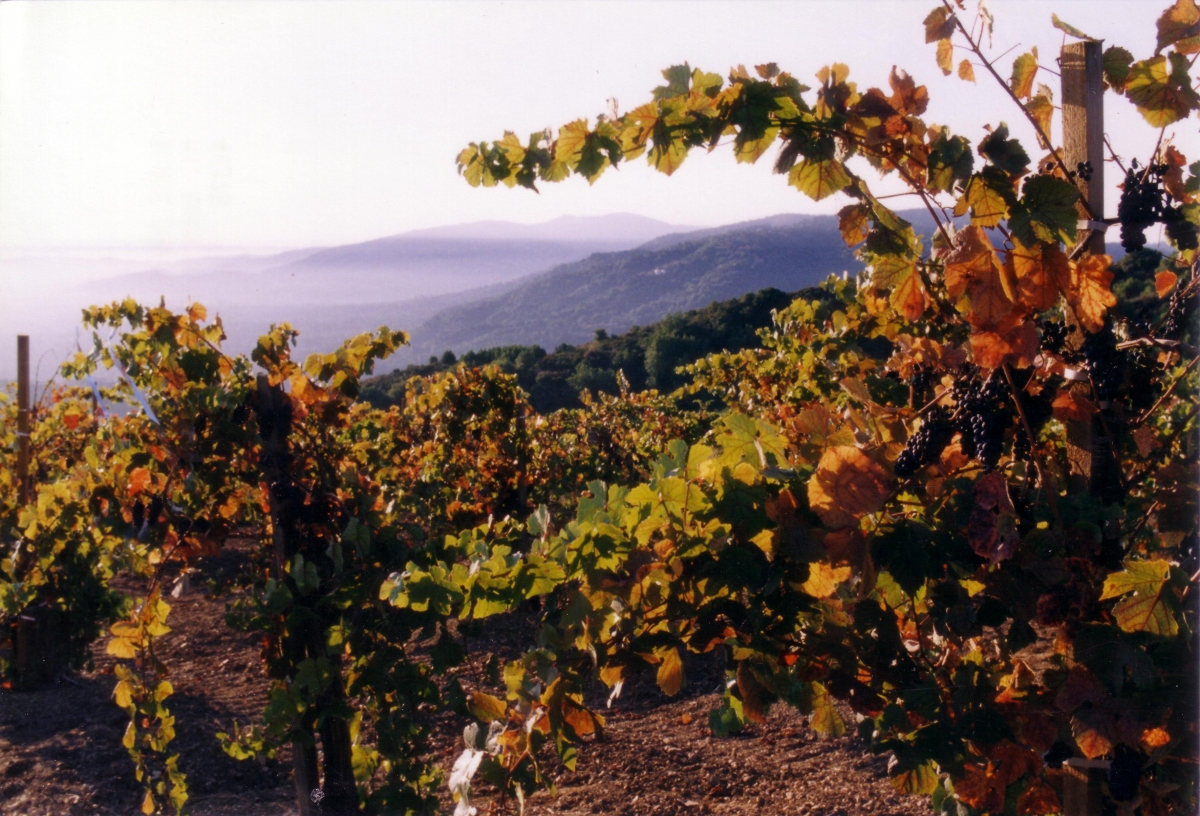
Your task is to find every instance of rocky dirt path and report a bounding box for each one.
[0,541,922,816]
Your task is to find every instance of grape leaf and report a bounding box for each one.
[1067,254,1117,333]
[656,647,684,696]
[1156,0,1200,55]
[1052,14,1095,41]
[978,124,1030,175]
[809,681,845,737]
[1125,54,1200,127]
[789,158,851,201]
[1010,174,1080,246]
[1010,240,1071,312]
[943,224,1016,329]
[958,59,976,82]
[923,7,957,43]
[1100,559,1178,636]
[1010,50,1039,99]
[807,446,890,529]
[1103,46,1135,90]
[467,691,508,723]
[936,39,954,76]
[802,561,852,598]
[957,168,1013,226]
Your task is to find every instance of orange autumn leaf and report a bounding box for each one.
[1009,240,1071,312]
[955,763,1006,813]
[1018,779,1062,815]
[943,225,1016,329]
[128,467,152,498]
[1142,726,1172,749]
[1161,145,1193,202]
[1053,390,1097,422]
[891,268,930,322]
[807,446,890,529]
[1156,269,1179,298]
[971,317,1038,369]
[1067,254,1117,332]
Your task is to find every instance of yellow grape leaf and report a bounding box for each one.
[807,446,890,529]
[809,681,845,738]
[187,302,207,323]
[943,225,1016,329]
[123,721,137,750]
[1156,269,1179,298]
[960,172,1011,227]
[789,158,851,201]
[1025,93,1054,149]
[958,59,976,82]
[802,561,852,598]
[154,680,174,702]
[599,664,624,687]
[1100,559,1178,635]
[736,663,766,723]
[936,39,954,76]
[1068,254,1117,333]
[1125,54,1200,127]
[656,647,684,696]
[750,529,776,560]
[837,204,870,246]
[1156,0,1200,55]
[114,680,134,709]
[142,790,156,815]
[467,691,508,723]
[1010,49,1039,99]
[890,761,939,795]
[107,637,138,659]
[1010,240,1070,312]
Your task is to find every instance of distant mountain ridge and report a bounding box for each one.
[390,211,896,365]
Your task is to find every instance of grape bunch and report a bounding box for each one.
[1164,272,1197,340]
[908,363,933,397]
[1117,163,1165,254]
[1080,323,1124,401]
[1163,205,1199,252]
[951,370,1014,472]
[894,405,954,477]
[1039,320,1074,354]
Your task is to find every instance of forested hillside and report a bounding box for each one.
[362,287,812,412]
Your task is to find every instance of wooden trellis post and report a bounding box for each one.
[1061,39,1123,503]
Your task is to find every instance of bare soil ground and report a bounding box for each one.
[1,541,925,816]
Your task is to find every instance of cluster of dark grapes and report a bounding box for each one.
[894,367,1018,477]
[1039,320,1075,354]
[908,363,933,397]
[1074,160,1094,182]
[1116,160,1198,254]
[952,370,1015,471]
[1080,323,1124,401]
[894,405,954,477]
[1164,270,1197,340]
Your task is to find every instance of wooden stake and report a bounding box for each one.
[1061,41,1105,257]
[1061,41,1123,500]
[1063,758,1109,816]
[17,335,30,504]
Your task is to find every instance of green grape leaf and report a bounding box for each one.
[978,123,1029,175]
[1009,175,1080,246]
[1103,46,1135,90]
[1052,14,1096,41]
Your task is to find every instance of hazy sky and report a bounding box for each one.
[0,0,1179,252]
